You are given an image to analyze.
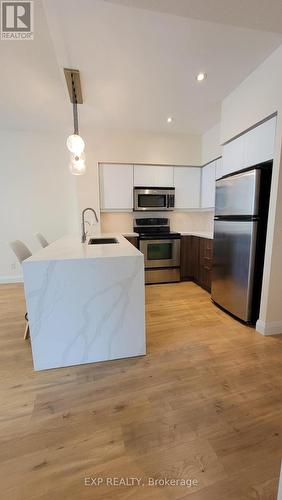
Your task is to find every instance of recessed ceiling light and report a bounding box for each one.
[196,72,207,82]
[167,116,173,123]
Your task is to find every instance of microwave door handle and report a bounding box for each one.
[167,195,170,208]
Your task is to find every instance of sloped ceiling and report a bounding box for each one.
[104,0,282,34]
[0,0,281,134]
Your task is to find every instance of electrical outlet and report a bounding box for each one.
[11,262,17,271]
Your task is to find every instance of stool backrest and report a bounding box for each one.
[10,240,32,265]
[35,233,49,248]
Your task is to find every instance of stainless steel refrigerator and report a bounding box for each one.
[211,165,272,323]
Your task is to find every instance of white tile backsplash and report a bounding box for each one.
[101,211,214,235]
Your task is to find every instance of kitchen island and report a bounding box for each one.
[23,234,145,371]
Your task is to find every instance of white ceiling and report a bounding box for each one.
[0,0,281,134]
[104,0,282,34]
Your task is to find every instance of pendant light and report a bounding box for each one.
[69,152,86,176]
[64,68,86,175]
[67,134,85,155]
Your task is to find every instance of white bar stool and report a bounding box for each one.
[9,240,32,340]
[35,233,49,248]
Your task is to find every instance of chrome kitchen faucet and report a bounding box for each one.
[81,208,99,243]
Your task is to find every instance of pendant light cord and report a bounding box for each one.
[71,72,79,135]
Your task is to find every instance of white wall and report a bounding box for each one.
[0,129,78,282]
[0,127,202,282]
[221,45,282,144]
[201,123,222,165]
[220,44,282,333]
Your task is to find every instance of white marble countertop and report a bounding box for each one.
[179,231,214,239]
[24,234,142,263]
[23,233,145,371]
[122,232,139,237]
[123,231,213,239]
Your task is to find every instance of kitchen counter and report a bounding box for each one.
[122,232,139,238]
[23,234,145,371]
[26,234,142,261]
[122,231,214,239]
[180,231,214,239]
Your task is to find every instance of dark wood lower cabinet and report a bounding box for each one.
[181,236,213,292]
[124,236,139,248]
[124,234,213,291]
[180,235,194,280]
[198,237,213,292]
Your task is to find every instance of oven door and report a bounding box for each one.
[134,189,173,211]
[140,238,180,268]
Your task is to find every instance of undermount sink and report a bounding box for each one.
[88,237,119,245]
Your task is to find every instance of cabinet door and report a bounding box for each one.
[201,162,216,208]
[181,236,200,282]
[199,238,213,292]
[99,164,133,210]
[244,117,276,168]
[215,157,223,180]
[181,236,213,291]
[192,237,200,284]
[180,236,194,280]
[222,135,245,177]
[133,165,174,187]
[174,167,201,209]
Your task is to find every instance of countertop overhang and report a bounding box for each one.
[24,233,143,264]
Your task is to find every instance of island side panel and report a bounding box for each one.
[23,255,145,370]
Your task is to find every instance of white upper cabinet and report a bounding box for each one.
[222,135,245,177]
[174,167,201,209]
[133,165,174,187]
[201,162,216,208]
[244,117,276,168]
[222,116,276,178]
[99,163,133,211]
[215,157,223,180]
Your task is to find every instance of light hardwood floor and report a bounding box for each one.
[0,282,282,499]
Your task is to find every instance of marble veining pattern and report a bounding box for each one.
[23,235,145,371]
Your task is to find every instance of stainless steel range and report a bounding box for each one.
[134,218,181,284]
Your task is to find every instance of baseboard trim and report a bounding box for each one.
[256,319,282,336]
[0,276,23,284]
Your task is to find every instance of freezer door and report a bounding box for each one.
[215,169,261,216]
[211,220,258,322]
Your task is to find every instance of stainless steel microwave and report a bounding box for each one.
[133,187,175,211]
